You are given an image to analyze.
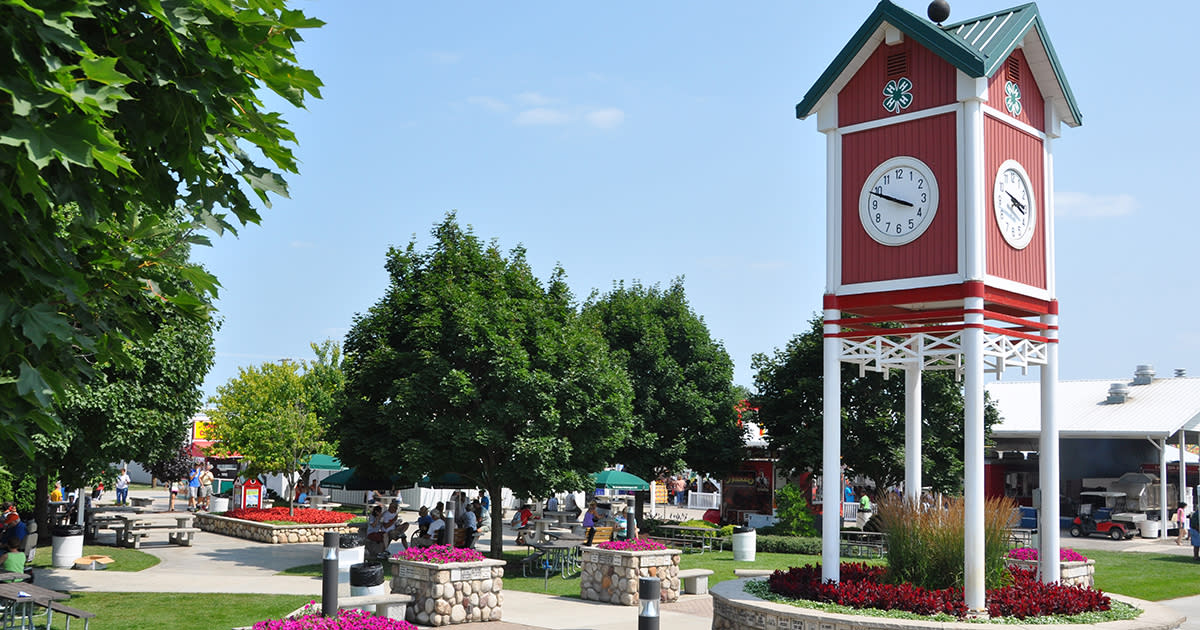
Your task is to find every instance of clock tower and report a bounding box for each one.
[796,0,1081,612]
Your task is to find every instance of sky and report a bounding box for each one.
[195,0,1200,398]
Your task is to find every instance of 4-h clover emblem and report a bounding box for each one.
[1004,80,1022,116]
[882,77,913,113]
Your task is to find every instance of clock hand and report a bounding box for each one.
[1004,190,1026,214]
[869,190,914,207]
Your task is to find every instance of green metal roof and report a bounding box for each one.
[795,1,1081,126]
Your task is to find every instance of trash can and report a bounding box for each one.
[1139,520,1160,538]
[52,524,85,568]
[209,497,230,513]
[349,562,386,613]
[338,533,365,584]
[732,526,756,562]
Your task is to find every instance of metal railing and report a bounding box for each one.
[686,492,721,510]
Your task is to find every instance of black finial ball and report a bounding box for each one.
[928,0,951,24]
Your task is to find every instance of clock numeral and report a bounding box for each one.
[916,208,922,216]
[875,213,881,223]
[921,192,927,203]
[872,199,878,210]
[908,219,914,229]
[895,168,904,179]
[895,224,902,235]
[884,222,891,232]
[917,179,924,189]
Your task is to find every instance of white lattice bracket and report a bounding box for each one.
[837,329,1048,379]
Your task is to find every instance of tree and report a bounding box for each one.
[145,444,196,489]
[335,214,635,556]
[0,0,322,455]
[751,316,1000,493]
[207,342,342,514]
[582,279,744,480]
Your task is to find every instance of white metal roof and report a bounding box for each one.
[986,376,1200,440]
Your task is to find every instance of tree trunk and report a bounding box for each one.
[487,481,504,558]
[35,475,49,547]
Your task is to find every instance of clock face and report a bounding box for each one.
[993,159,1036,249]
[858,156,939,246]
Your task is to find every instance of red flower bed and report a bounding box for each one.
[223,507,355,525]
[767,563,1110,620]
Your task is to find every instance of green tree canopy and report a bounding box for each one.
[207,341,342,513]
[335,214,635,555]
[582,279,743,480]
[751,316,1000,493]
[0,0,322,454]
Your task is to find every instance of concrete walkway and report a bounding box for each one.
[30,489,1200,629]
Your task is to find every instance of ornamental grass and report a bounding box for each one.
[393,544,484,564]
[874,494,1017,590]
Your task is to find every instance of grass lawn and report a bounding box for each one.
[39,592,312,630]
[278,563,322,577]
[31,545,159,572]
[1086,548,1200,601]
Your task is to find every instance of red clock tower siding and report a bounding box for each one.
[986,49,1045,132]
[837,37,957,128]
[841,112,958,285]
[985,116,1047,290]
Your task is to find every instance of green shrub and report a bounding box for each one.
[876,494,1016,590]
[756,535,822,555]
[679,519,716,529]
[774,483,818,537]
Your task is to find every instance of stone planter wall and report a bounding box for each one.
[579,547,681,605]
[196,513,359,544]
[1005,558,1095,588]
[388,557,505,626]
[711,578,1181,630]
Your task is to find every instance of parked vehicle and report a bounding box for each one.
[1069,508,1135,540]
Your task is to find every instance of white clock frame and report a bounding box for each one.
[993,158,1037,250]
[857,155,940,246]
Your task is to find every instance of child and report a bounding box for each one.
[1,538,25,580]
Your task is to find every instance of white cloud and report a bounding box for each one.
[585,108,625,129]
[466,96,508,112]
[516,92,554,106]
[1055,192,1138,218]
[515,107,572,126]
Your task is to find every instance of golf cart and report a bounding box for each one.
[1070,494,1136,540]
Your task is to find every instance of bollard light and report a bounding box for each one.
[322,532,340,617]
[637,576,660,630]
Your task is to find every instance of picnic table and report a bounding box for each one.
[0,581,68,629]
[657,524,724,553]
[523,540,582,581]
[541,510,577,525]
[115,515,198,549]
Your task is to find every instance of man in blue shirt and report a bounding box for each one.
[0,507,27,548]
[187,464,201,512]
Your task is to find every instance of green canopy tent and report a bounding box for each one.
[305,454,343,470]
[319,467,400,491]
[417,472,476,489]
[591,470,649,491]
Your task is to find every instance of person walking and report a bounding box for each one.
[198,463,215,511]
[187,464,201,512]
[1177,502,1189,545]
[115,467,131,506]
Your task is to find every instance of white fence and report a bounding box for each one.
[686,491,721,510]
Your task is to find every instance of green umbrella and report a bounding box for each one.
[305,453,343,470]
[591,470,649,491]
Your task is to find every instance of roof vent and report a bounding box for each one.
[887,52,908,77]
[1133,364,1155,385]
[1176,368,1187,378]
[1007,56,1021,83]
[1107,383,1130,404]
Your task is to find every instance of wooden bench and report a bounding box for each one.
[338,593,413,620]
[591,526,614,543]
[47,601,96,630]
[677,568,714,595]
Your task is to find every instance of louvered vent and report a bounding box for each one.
[887,52,908,77]
[1007,56,1021,83]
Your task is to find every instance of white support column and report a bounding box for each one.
[1161,439,1169,539]
[822,307,842,582]
[1038,311,1060,584]
[905,366,922,501]
[1181,430,1188,506]
[963,298,986,613]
